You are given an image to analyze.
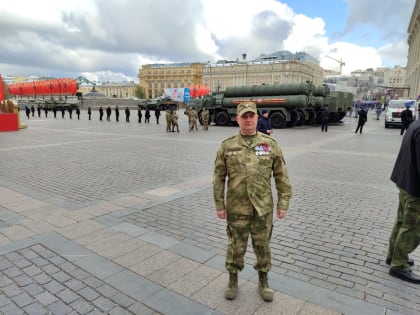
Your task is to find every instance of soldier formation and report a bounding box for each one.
[22,105,211,133]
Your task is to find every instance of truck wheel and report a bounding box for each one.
[215,111,229,126]
[296,110,305,126]
[198,111,203,125]
[270,112,286,129]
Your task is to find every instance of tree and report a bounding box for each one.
[135,86,145,99]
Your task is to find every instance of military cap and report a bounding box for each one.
[237,102,257,116]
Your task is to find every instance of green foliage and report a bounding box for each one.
[135,86,145,99]
[2,79,10,99]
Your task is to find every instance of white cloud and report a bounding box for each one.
[320,42,382,75]
[0,0,412,81]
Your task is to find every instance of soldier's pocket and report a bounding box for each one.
[403,196,420,227]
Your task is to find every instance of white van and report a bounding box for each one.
[384,99,418,128]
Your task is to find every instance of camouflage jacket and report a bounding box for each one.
[201,110,209,121]
[166,111,171,121]
[186,109,198,121]
[213,132,292,216]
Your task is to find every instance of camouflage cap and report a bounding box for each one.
[237,102,257,116]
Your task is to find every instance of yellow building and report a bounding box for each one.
[138,63,204,99]
[407,0,420,99]
[78,82,138,98]
[203,60,324,92]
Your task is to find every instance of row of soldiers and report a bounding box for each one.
[98,106,156,123]
[24,104,211,132]
[25,105,82,120]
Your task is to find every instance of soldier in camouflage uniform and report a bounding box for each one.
[166,109,172,132]
[185,106,198,131]
[201,107,209,130]
[171,111,179,132]
[213,101,292,301]
[386,118,420,284]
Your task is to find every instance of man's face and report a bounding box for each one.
[263,112,269,118]
[237,112,258,135]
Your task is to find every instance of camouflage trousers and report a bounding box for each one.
[189,119,198,130]
[387,188,420,271]
[166,119,172,132]
[225,210,273,273]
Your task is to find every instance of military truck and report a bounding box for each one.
[188,82,353,128]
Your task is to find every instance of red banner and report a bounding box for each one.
[7,78,78,96]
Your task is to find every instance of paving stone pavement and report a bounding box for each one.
[0,109,419,314]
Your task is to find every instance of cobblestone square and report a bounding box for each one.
[0,110,419,314]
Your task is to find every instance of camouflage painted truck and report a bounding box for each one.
[188,82,352,128]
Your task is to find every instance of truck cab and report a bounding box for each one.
[384,99,418,128]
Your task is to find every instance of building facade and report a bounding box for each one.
[203,59,324,93]
[138,63,204,99]
[78,82,138,99]
[407,0,420,100]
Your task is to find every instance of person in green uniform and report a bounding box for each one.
[386,118,420,284]
[213,101,292,302]
[185,106,198,131]
[201,107,209,130]
[166,109,172,132]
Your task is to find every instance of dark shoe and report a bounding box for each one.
[386,257,414,266]
[225,273,238,300]
[258,272,273,302]
[389,269,420,284]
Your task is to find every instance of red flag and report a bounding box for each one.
[0,74,4,101]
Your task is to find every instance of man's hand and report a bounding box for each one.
[277,209,287,219]
[217,210,226,219]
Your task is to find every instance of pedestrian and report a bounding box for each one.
[201,107,209,130]
[171,110,179,132]
[125,106,130,122]
[52,106,57,118]
[106,106,111,121]
[321,105,329,132]
[88,107,92,120]
[76,107,80,120]
[137,107,142,123]
[386,118,420,283]
[61,107,65,119]
[375,103,382,120]
[25,105,31,119]
[145,108,151,123]
[257,109,272,135]
[44,106,48,118]
[99,106,104,121]
[355,106,367,134]
[115,105,120,122]
[166,109,172,132]
[213,101,292,302]
[30,104,35,117]
[186,106,198,131]
[400,105,413,136]
[68,106,73,119]
[155,108,161,124]
[37,105,41,117]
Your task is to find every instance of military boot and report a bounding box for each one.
[224,273,238,300]
[258,271,273,302]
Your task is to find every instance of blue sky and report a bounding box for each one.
[282,0,347,40]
